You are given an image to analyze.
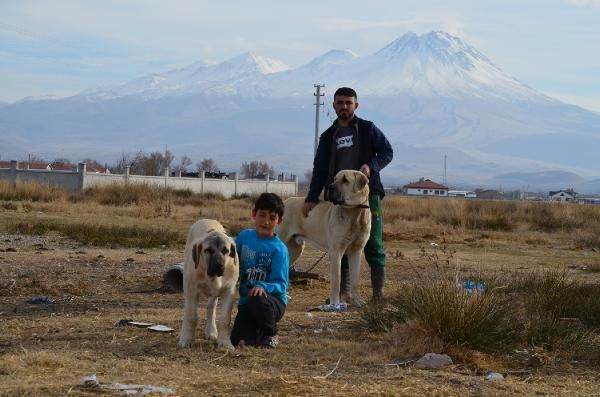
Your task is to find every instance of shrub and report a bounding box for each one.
[363,267,600,356]
[0,181,67,202]
[391,275,518,352]
[8,219,185,248]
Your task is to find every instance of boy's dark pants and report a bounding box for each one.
[230,293,285,346]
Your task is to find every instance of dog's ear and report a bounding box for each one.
[229,241,237,260]
[192,243,202,269]
[355,172,369,190]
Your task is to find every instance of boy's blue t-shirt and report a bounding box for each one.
[235,229,289,305]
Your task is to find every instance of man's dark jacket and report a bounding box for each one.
[306,116,393,203]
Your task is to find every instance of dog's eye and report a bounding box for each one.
[204,247,214,255]
[221,247,229,255]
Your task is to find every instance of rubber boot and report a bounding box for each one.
[370,266,385,302]
[326,258,350,304]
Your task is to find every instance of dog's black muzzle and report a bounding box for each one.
[324,183,344,205]
[206,255,225,278]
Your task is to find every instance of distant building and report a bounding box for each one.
[577,197,600,205]
[403,178,448,197]
[475,189,505,200]
[447,190,477,198]
[24,162,52,170]
[549,189,576,202]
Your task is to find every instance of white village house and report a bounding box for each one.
[403,178,449,197]
[549,189,577,202]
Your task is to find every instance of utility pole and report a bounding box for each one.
[313,84,325,157]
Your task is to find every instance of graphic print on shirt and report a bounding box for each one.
[241,245,272,283]
[336,135,354,149]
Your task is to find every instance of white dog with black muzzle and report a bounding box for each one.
[178,219,238,351]
[277,170,371,306]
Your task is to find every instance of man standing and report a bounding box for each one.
[303,87,393,301]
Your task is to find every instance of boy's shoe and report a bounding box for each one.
[260,335,279,349]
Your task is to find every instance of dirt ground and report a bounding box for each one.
[1,231,600,396]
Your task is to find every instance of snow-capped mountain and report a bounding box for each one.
[2,31,600,191]
[79,31,553,104]
[84,53,290,99]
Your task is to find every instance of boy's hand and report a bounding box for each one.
[248,286,266,297]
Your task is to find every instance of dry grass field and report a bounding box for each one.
[1,182,599,396]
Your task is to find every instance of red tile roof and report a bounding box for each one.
[403,179,448,189]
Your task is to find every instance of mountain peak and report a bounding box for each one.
[302,49,358,71]
[221,52,289,75]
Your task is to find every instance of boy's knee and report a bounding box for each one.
[248,294,268,309]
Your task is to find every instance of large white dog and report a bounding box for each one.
[178,219,238,350]
[278,170,371,306]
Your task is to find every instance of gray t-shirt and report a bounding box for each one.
[334,126,359,172]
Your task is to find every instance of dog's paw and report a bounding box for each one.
[177,336,194,348]
[217,339,235,352]
[351,295,366,308]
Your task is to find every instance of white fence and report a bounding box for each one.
[0,161,298,198]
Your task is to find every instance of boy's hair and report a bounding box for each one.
[334,87,357,100]
[254,193,285,218]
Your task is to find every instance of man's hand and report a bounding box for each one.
[302,202,317,217]
[248,286,266,297]
[359,164,371,178]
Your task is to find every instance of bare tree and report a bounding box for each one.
[110,153,131,174]
[240,160,275,178]
[176,155,193,174]
[128,150,174,175]
[19,154,47,168]
[197,158,220,173]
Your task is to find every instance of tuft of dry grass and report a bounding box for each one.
[7,219,185,248]
[0,181,67,202]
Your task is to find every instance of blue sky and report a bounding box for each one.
[1,0,600,112]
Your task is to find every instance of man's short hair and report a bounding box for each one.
[334,87,357,100]
[254,192,285,218]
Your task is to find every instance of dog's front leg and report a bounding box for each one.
[178,285,199,348]
[347,250,366,307]
[328,251,343,305]
[216,288,235,351]
[204,296,218,343]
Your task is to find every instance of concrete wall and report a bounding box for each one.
[1,161,298,198]
[0,160,82,191]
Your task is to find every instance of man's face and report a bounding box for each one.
[333,95,358,121]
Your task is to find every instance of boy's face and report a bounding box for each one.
[252,209,282,238]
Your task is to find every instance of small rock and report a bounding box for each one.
[414,353,453,369]
[27,296,56,304]
[114,319,134,327]
[80,374,98,388]
[485,371,505,381]
[5,247,17,252]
